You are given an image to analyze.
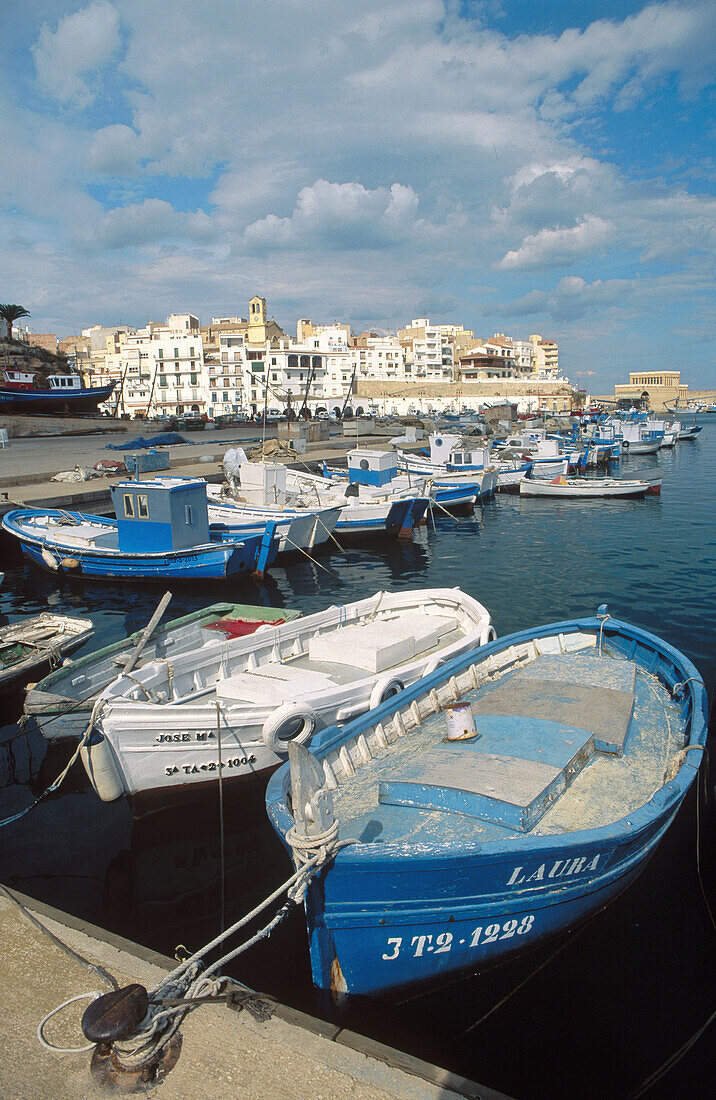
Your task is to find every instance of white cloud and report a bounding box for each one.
[244,180,423,251]
[497,216,613,271]
[32,1,120,108]
[93,199,213,249]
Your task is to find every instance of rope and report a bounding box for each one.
[672,676,705,698]
[281,535,339,578]
[37,992,103,1054]
[89,820,356,1072]
[0,697,104,828]
[629,1006,716,1098]
[0,882,118,992]
[313,514,347,554]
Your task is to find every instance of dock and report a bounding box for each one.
[0,889,505,1100]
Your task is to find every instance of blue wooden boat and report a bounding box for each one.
[266,610,707,1001]
[1,477,280,581]
[0,375,117,413]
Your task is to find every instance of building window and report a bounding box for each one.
[312,356,322,369]
[300,355,310,369]
[190,347,194,357]
[288,355,298,368]
[158,349,163,359]
[174,348,179,358]
[122,494,135,518]
[190,373,198,384]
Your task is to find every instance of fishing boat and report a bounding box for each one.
[617,421,664,454]
[321,449,492,509]
[677,423,703,441]
[520,475,662,498]
[219,451,429,538]
[82,588,494,803]
[0,613,94,692]
[266,610,708,1001]
[1,478,280,581]
[207,496,342,555]
[24,602,301,742]
[0,369,117,414]
[396,434,529,492]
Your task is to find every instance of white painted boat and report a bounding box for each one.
[220,451,429,537]
[520,476,662,499]
[206,492,341,554]
[84,588,495,803]
[396,434,529,491]
[0,613,94,692]
[24,602,301,742]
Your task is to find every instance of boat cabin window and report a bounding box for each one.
[453,453,463,464]
[137,494,149,519]
[123,494,135,517]
[185,504,194,526]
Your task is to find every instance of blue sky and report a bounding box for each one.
[1,0,714,391]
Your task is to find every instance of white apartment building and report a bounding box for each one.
[117,317,207,418]
[398,319,455,381]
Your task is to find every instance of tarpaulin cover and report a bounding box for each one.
[204,617,287,637]
[105,433,188,450]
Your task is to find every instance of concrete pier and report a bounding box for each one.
[0,890,505,1099]
[0,423,407,518]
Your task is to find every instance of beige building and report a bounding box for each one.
[612,370,688,410]
[529,334,559,376]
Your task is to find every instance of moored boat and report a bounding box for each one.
[0,369,117,413]
[0,613,94,692]
[83,588,494,803]
[520,475,662,498]
[24,602,302,742]
[1,478,281,581]
[266,610,708,1000]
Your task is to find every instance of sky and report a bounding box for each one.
[1,1,714,392]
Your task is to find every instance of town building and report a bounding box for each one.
[530,335,559,376]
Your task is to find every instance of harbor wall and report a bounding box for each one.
[0,413,128,438]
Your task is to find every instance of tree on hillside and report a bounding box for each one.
[0,304,30,341]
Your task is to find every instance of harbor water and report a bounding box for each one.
[1,422,714,1098]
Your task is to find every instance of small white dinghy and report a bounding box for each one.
[520,475,662,499]
[0,613,94,692]
[83,588,495,804]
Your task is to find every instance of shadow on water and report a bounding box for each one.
[1,423,715,1097]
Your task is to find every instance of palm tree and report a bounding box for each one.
[0,304,31,342]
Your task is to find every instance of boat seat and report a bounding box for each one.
[215,662,335,705]
[308,614,455,674]
[472,654,636,755]
[378,716,595,833]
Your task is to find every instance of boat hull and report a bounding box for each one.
[0,381,117,413]
[304,808,676,999]
[266,615,707,1000]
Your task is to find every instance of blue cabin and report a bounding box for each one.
[347,448,398,487]
[110,478,210,552]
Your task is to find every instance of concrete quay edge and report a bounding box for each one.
[0,886,509,1100]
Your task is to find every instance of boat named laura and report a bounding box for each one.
[266,609,707,1000]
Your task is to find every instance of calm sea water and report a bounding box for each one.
[1,422,714,1098]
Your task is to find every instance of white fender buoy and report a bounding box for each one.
[262,702,317,754]
[369,676,405,710]
[80,733,125,802]
[41,548,59,571]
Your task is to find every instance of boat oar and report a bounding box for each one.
[121,591,172,676]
